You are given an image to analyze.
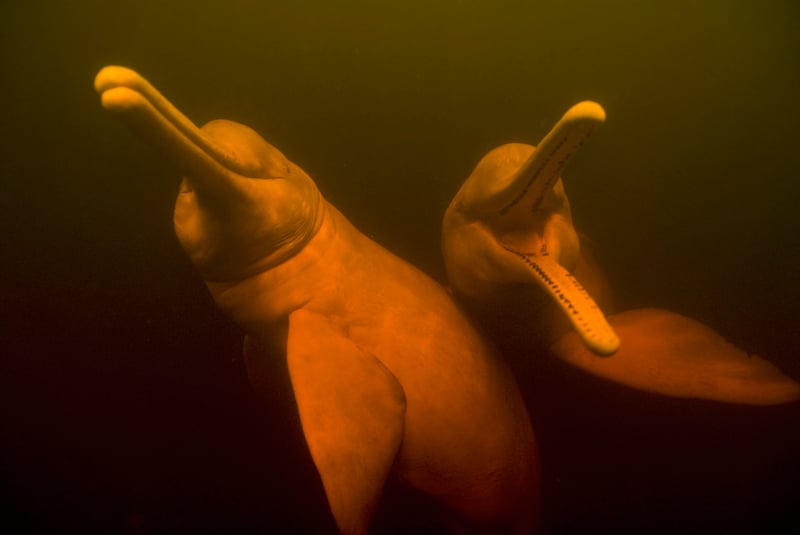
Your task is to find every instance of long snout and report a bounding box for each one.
[94,66,262,190]
[500,101,605,216]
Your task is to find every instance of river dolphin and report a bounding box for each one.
[443,101,800,406]
[95,66,539,534]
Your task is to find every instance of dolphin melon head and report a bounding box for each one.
[95,66,323,282]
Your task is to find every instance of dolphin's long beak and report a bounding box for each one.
[94,66,263,189]
[500,101,605,215]
[502,102,619,356]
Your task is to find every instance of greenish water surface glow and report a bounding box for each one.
[1,1,798,533]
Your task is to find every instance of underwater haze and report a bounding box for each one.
[1,0,799,533]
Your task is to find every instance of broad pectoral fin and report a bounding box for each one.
[550,308,800,405]
[286,309,406,535]
[506,247,620,355]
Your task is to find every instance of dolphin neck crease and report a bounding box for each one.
[197,181,326,284]
[203,199,353,328]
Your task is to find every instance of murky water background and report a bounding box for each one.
[1,1,798,532]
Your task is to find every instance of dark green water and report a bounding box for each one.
[2,1,798,532]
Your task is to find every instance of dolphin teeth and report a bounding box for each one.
[503,245,620,356]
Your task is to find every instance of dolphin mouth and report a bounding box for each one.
[94,66,263,180]
[502,244,620,356]
[495,102,619,355]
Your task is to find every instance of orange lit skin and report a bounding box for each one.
[95,66,539,535]
[443,102,800,406]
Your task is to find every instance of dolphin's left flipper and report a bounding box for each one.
[550,308,800,405]
[286,309,407,535]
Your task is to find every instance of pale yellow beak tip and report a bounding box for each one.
[567,100,606,124]
[94,65,141,94]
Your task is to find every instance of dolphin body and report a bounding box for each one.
[95,66,539,535]
[443,102,800,406]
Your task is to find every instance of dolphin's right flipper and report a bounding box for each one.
[550,308,800,405]
[286,309,407,535]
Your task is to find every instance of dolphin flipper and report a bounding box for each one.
[550,308,800,405]
[286,309,407,535]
